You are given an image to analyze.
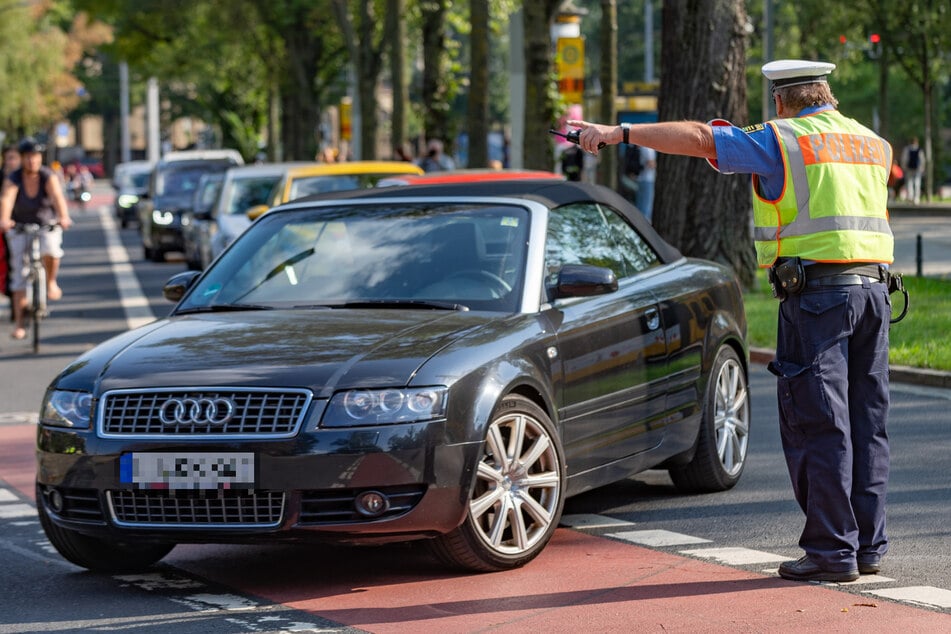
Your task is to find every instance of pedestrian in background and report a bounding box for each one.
[900,137,925,204]
[635,145,657,222]
[568,58,894,583]
[418,139,455,172]
[1,145,21,318]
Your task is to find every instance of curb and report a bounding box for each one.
[750,347,951,390]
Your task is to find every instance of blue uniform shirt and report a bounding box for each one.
[711,105,834,201]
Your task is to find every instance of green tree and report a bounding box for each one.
[466,0,490,168]
[657,0,756,286]
[523,0,562,171]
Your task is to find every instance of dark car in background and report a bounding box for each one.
[138,154,241,262]
[112,160,154,228]
[36,180,750,574]
[181,172,225,270]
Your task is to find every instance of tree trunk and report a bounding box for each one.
[386,0,408,157]
[656,0,756,287]
[421,0,450,146]
[597,0,618,189]
[522,0,561,171]
[467,0,490,168]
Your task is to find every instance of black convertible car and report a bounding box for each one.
[36,180,750,573]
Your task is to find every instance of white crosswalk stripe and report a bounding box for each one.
[560,513,951,613]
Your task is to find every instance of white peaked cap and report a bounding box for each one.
[762,59,835,88]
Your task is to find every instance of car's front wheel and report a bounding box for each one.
[430,395,565,572]
[37,484,174,572]
[669,345,750,492]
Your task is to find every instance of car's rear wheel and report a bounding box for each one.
[669,345,750,492]
[37,484,174,572]
[430,395,565,572]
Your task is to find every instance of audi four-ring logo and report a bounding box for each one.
[159,397,236,426]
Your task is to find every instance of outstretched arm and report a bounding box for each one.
[566,119,718,160]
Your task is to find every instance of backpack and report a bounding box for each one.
[907,147,920,170]
[624,145,643,178]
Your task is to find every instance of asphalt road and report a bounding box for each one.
[0,186,950,632]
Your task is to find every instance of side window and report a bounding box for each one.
[545,203,626,284]
[602,205,659,274]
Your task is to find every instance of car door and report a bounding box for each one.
[545,202,669,475]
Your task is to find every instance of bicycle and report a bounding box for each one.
[13,222,57,353]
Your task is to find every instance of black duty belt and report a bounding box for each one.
[803,263,885,288]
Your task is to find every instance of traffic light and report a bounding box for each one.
[869,33,881,44]
[839,35,848,45]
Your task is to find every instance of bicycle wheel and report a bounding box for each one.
[31,266,46,353]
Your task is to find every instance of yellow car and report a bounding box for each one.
[247,161,424,220]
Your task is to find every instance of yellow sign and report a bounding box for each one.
[557,37,585,104]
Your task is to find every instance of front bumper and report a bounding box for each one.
[36,420,478,544]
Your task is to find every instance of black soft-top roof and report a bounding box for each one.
[290,179,683,264]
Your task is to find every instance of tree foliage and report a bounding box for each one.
[0,1,111,142]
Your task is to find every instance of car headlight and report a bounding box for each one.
[41,389,93,429]
[152,209,175,225]
[117,194,139,208]
[321,387,447,427]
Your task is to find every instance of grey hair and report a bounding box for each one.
[774,82,839,111]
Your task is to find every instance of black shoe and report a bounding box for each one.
[778,556,859,582]
[858,557,881,574]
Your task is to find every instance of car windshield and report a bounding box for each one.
[225,175,282,214]
[155,167,212,196]
[179,203,531,313]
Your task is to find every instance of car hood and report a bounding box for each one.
[56,309,498,396]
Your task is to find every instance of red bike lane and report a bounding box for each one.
[3,422,949,633]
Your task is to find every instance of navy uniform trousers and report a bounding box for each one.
[768,276,891,572]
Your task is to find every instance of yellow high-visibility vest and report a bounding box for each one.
[752,110,894,267]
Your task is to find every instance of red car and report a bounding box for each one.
[376,169,564,187]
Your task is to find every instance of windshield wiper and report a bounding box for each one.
[176,303,274,314]
[294,299,469,311]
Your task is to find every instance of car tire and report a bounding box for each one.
[668,345,750,493]
[429,394,565,572]
[36,484,174,572]
[150,247,165,263]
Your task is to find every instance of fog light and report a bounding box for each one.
[354,490,389,517]
[48,488,64,513]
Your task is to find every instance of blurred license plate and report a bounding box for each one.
[120,452,255,490]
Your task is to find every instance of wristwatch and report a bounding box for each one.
[620,123,631,144]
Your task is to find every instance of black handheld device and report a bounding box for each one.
[549,128,606,150]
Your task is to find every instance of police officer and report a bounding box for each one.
[568,59,893,583]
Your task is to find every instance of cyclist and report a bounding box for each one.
[0,138,72,340]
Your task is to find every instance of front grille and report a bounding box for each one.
[108,490,284,527]
[299,485,426,525]
[98,388,312,438]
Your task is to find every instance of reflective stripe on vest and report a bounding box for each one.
[751,111,894,267]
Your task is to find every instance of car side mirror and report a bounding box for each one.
[553,264,618,298]
[246,204,269,221]
[163,270,202,302]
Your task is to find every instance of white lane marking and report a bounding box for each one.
[680,546,787,565]
[0,412,38,425]
[0,504,37,519]
[0,489,18,502]
[176,593,259,611]
[607,529,712,547]
[867,586,951,609]
[560,513,635,529]
[98,206,156,330]
[115,572,205,591]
